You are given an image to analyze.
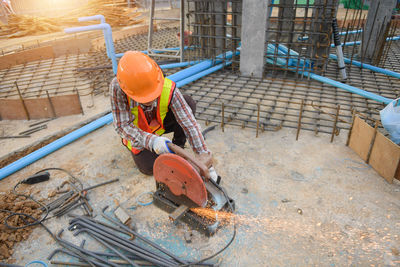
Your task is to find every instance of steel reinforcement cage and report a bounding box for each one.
[186,0,242,71]
[265,0,338,77]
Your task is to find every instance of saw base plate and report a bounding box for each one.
[153,184,235,236]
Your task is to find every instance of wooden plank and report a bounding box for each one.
[0,94,82,120]
[369,132,400,184]
[348,116,375,161]
[51,94,82,117]
[0,99,28,120]
[0,46,54,70]
[24,98,53,119]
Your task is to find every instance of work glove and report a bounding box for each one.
[151,136,173,155]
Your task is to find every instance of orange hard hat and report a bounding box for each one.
[117,51,164,103]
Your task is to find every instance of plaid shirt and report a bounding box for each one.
[110,77,209,154]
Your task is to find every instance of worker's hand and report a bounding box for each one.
[152,136,173,155]
[195,152,213,168]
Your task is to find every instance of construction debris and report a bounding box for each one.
[0,192,42,260]
[0,0,143,38]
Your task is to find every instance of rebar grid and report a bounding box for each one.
[265,0,338,76]
[186,0,241,71]
[1,20,400,137]
[0,54,90,99]
[179,48,400,136]
[0,28,180,100]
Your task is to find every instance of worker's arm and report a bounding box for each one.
[170,88,209,155]
[110,78,156,151]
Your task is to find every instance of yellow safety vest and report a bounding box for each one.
[123,78,175,154]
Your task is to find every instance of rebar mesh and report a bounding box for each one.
[2,18,400,139]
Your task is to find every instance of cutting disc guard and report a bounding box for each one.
[153,153,207,207]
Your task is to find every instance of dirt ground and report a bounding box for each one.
[0,120,399,266]
[0,5,399,266]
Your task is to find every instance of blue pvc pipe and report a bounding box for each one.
[77,15,109,57]
[0,114,113,180]
[266,44,393,104]
[299,70,393,104]
[329,54,400,79]
[116,46,193,58]
[168,59,214,81]
[330,35,400,48]
[299,29,363,41]
[168,51,237,82]
[65,23,117,74]
[176,62,232,88]
[160,60,203,70]
[78,15,105,24]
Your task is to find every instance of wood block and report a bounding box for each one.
[0,46,54,70]
[50,94,83,117]
[0,93,82,120]
[369,132,400,184]
[114,206,131,224]
[348,116,375,161]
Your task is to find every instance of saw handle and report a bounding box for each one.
[167,143,211,181]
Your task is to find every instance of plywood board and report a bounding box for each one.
[0,99,29,120]
[0,94,82,120]
[348,116,375,161]
[0,46,54,70]
[50,94,82,117]
[369,132,400,184]
[24,98,54,119]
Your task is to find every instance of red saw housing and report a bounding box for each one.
[153,153,208,207]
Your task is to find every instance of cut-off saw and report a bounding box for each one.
[153,143,235,236]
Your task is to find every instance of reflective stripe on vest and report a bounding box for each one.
[123,78,175,154]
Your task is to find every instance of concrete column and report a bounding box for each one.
[361,0,397,61]
[240,0,269,78]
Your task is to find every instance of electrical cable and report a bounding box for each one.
[0,168,81,230]
[0,168,85,264]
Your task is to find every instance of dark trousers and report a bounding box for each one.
[130,95,196,175]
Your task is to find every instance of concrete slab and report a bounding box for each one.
[0,121,399,265]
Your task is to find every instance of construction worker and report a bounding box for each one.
[110,51,212,175]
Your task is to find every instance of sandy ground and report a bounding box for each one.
[0,5,399,266]
[0,121,399,266]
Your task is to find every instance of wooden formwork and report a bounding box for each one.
[0,93,83,120]
[348,115,400,184]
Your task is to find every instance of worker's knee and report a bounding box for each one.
[131,149,157,176]
[138,166,153,176]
